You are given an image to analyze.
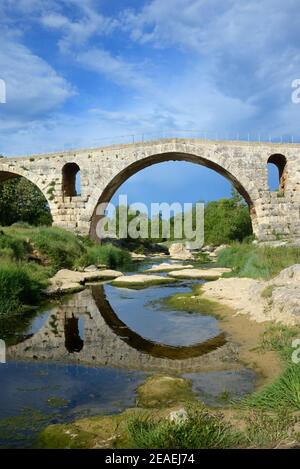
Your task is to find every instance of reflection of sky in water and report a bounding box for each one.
[184,369,256,406]
[0,361,146,448]
[104,283,220,346]
[26,309,52,336]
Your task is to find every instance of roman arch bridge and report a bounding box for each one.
[1,138,300,242]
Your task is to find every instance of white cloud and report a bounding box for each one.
[0,35,74,123]
[40,2,118,52]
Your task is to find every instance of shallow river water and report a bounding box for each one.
[0,260,256,448]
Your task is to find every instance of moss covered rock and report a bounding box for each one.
[136,375,196,408]
[38,409,145,449]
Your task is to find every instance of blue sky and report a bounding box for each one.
[0,0,298,204]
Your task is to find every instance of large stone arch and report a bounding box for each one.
[0,162,54,222]
[87,150,259,240]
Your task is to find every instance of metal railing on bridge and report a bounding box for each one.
[14,130,300,157]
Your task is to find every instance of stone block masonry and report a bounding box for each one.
[1,138,300,242]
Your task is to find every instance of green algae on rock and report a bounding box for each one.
[37,409,147,449]
[111,274,177,289]
[136,375,196,408]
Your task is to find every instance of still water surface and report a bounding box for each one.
[0,261,256,448]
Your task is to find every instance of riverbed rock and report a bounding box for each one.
[169,408,189,425]
[201,265,300,324]
[202,245,215,253]
[84,265,98,272]
[45,268,124,294]
[168,267,231,280]
[145,263,194,272]
[131,252,147,260]
[111,274,176,289]
[271,264,300,285]
[214,244,228,255]
[169,243,194,260]
[136,375,195,408]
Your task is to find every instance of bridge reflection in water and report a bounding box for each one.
[7,287,237,374]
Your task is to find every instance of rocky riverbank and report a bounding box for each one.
[201,264,300,325]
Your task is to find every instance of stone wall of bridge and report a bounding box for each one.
[1,138,300,242]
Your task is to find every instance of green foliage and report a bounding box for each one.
[257,323,299,361]
[203,189,252,245]
[242,365,300,411]
[0,177,52,226]
[0,231,28,260]
[0,260,47,316]
[241,324,300,411]
[30,227,86,270]
[218,243,300,279]
[128,405,242,449]
[75,243,132,269]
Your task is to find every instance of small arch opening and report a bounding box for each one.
[64,313,84,353]
[267,154,287,193]
[62,163,81,197]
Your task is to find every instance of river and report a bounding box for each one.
[0,259,256,448]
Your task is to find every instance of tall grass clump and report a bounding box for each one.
[30,227,86,270]
[242,365,300,411]
[0,231,28,260]
[76,244,131,269]
[128,406,242,449]
[218,243,300,279]
[240,324,300,411]
[0,260,47,316]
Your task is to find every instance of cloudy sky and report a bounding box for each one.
[0,0,299,204]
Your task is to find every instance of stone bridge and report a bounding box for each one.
[1,138,300,241]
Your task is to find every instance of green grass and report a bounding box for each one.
[0,225,131,327]
[75,243,132,270]
[162,284,226,319]
[218,242,300,279]
[0,231,29,260]
[240,324,300,411]
[0,259,48,316]
[127,405,242,449]
[242,365,300,411]
[242,410,296,448]
[30,227,86,270]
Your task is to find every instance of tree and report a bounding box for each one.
[0,177,52,226]
[203,189,252,245]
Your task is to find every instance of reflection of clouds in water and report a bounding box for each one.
[104,284,220,346]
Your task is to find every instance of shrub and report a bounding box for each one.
[0,231,28,260]
[75,244,131,269]
[0,260,47,316]
[30,227,85,270]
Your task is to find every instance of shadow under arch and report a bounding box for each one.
[89,151,258,240]
[91,285,226,360]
